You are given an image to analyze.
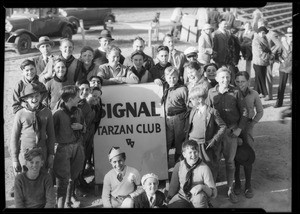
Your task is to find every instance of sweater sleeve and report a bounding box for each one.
[12,82,23,114]
[10,111,22,162]
[167,162,180,199]
[14,174,25,208]
[45,109,55,155]
[44,173,56,208]
[102,172,113,208]
[212,109,226,143]
[252,92,264,123]
[129,168,143,198]
[202,165,217,199]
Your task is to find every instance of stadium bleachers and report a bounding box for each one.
[237,2,292,35]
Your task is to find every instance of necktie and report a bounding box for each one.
[117,173,123,182]
[150,196,154,206]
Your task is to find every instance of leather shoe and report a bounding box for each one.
[228,189,239,203]
[245,188,254,198]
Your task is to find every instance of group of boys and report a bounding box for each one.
[9,22,267,208]
[10,36,105,208]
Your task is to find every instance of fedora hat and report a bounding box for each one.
[20,83,47,100]
[108,147,125,160]
[35,36,54,49]
[235,141,255,166]
[202,23,213,30]
[98,29,114,41]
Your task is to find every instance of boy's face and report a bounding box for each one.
[189,96,202,107]
[54,61,67,79]
[235,75,249,92]
[92,90,102,102]
[89,78,102,89]
[157,50,169,66]
[165,72,178,87]
[205,65,217,80]
[67,91,80,107]
[186,54,197,62]
[110,155,125,173]
[22,64,37,81]
[107,50,120,66]
[216,71,230,88]
[24,93,42,109]
[99,38,110,50]
[186,68,201,84]
[183,146,199,166]
[39,44,52,56]
[132,54,144,70]
[81,50,94,65]
[79,84,90,99]
[133,40,145,52]
[143,178,158,196]
[258,31,266,38]
[60,41,74,59]
[163,36,174,51]
[25,156,43,174]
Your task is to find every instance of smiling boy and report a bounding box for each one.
[206,67,248,203]
[167,140,217,208]
[12,59,47,114]
[102,147,143,208]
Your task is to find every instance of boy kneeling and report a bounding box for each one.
[166,140,217,208]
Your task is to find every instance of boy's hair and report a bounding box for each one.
[53,58,66,67]
[164,66,179,76]
[24,147,44,161]
[182,140,199,152]
[218,18,226,24]
[184,61,201,72]
[235,71,250,81]
[216,66,231,76]
[106,45,121,55]
[60,38,74,47]
[203,63,218,72]
[60,85,80,102]
[162,33,173,43]
[20,59,35,70]
[189,84,209,100]
[133,36,145,44]
[76,79,90,87]
[89,76,103,85]
[157,45,169,53]
[80,46,94,55]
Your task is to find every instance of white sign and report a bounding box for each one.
[94,83,169,184]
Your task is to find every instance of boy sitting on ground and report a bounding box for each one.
[166,139,217,208]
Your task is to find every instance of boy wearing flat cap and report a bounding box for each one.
[10,83,56,196]
[133,173,167,208]
[102,147,143,208]
[12,59,47,114]
[94,29,125,66]
[32,36,55,76]
[123,36,155,71]
[126,50,153,83]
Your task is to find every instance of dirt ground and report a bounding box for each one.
[3,8,292,212]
